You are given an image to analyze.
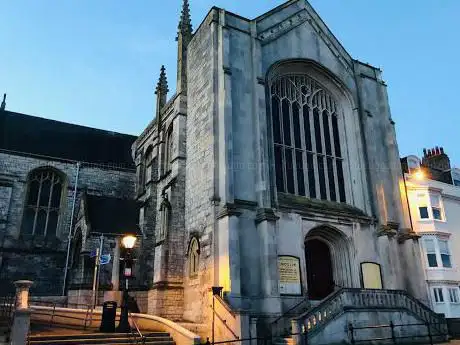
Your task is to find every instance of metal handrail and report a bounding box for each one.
[271,296,309,326]
[129,311,145,344]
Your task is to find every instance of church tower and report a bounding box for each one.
[131,0,192,321]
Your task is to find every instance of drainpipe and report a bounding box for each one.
[62,162,81,296]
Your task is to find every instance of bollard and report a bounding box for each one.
[10,280,33,345]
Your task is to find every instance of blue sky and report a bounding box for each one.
[1,0,459,163]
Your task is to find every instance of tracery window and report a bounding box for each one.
[270,75,346,202]
[21,168,64,236]
[188,237,199,278]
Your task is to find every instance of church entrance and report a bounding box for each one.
[305,239,334,300]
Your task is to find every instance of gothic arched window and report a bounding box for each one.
[164,125,173,172]
[188,237,200,278]
[270,74,346,203]
[21,168,64,236]
[145,146,153,185]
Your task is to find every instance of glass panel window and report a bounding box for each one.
[431,194,443,220]
[270,75,345,203]
[439,240,452,268]
[21,169,64,236]
[424,239,438,267]
[449,288,459,303]
[189,238,200,278]
[419,206,429,219]
[433,288,444,303]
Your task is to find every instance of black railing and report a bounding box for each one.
[270,296,309,336]
[348,321,448,345]
[0,293,15,343]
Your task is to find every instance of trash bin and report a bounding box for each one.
[99,301,117,333]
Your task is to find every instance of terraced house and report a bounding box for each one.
[0,0,448,343]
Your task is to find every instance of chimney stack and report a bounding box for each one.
[422,146,450,171]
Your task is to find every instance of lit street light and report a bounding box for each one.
[116,234,137,333]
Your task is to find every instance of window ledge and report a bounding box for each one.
[277,193,371,221]
[427,267,455,271]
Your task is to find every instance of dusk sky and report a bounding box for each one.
[1,1,459,163]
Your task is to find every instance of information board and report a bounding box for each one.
[278,256,302,295]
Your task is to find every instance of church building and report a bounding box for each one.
[1,0,444,343]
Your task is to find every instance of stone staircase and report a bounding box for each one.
[292,288,448,344]
[28,332,175,345]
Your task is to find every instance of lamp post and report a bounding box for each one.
[116,234,137,333]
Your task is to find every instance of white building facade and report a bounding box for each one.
[404,150,460,318]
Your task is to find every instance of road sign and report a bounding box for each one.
[100,254,111,265]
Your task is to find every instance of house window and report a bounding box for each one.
[449,288,459,303]
[188,237,200,278]
[439,240,452,268]
[21,168,64,236]
[417,193,429,219]
[431,194,443,220]
[424,239,438,267]
[269,74,345,202]
[433,288,444,303]
[419,206,429,219]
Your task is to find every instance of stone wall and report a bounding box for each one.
[0,152,135,295]
[183,13,217,325]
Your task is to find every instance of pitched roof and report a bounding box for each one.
[85,194,140,235]
[0,110,136,168]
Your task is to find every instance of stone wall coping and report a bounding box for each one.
[30,305,200,345]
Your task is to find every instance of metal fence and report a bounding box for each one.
[201,320,448,345]
[348,321,448,345]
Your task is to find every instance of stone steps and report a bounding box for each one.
[28,332,175,345]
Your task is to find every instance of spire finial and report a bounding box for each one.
[1,93,6,111]
[177,0,193,40]
[155,65,169,96]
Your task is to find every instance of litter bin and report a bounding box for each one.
[99,301,117,333]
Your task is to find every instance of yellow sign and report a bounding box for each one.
[278,256,301,295]
[361,262,383,289]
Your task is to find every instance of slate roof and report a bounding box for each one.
[85,194,140,235]
[0,110,136,168]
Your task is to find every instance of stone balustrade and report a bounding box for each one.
[294,288,447,337]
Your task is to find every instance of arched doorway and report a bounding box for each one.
[305,239,334,300]
[304,226,354,300]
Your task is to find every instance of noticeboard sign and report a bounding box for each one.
[278,256,302,295]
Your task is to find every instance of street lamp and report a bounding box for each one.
[116,234,137,333]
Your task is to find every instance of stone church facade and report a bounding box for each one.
[1,0,438,342]
[130,0,430,335]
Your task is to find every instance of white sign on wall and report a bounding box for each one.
[278,256,302,295]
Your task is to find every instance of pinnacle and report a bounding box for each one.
[155,65,169,95]
[177,0,193,39]
[0,93,6,111]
